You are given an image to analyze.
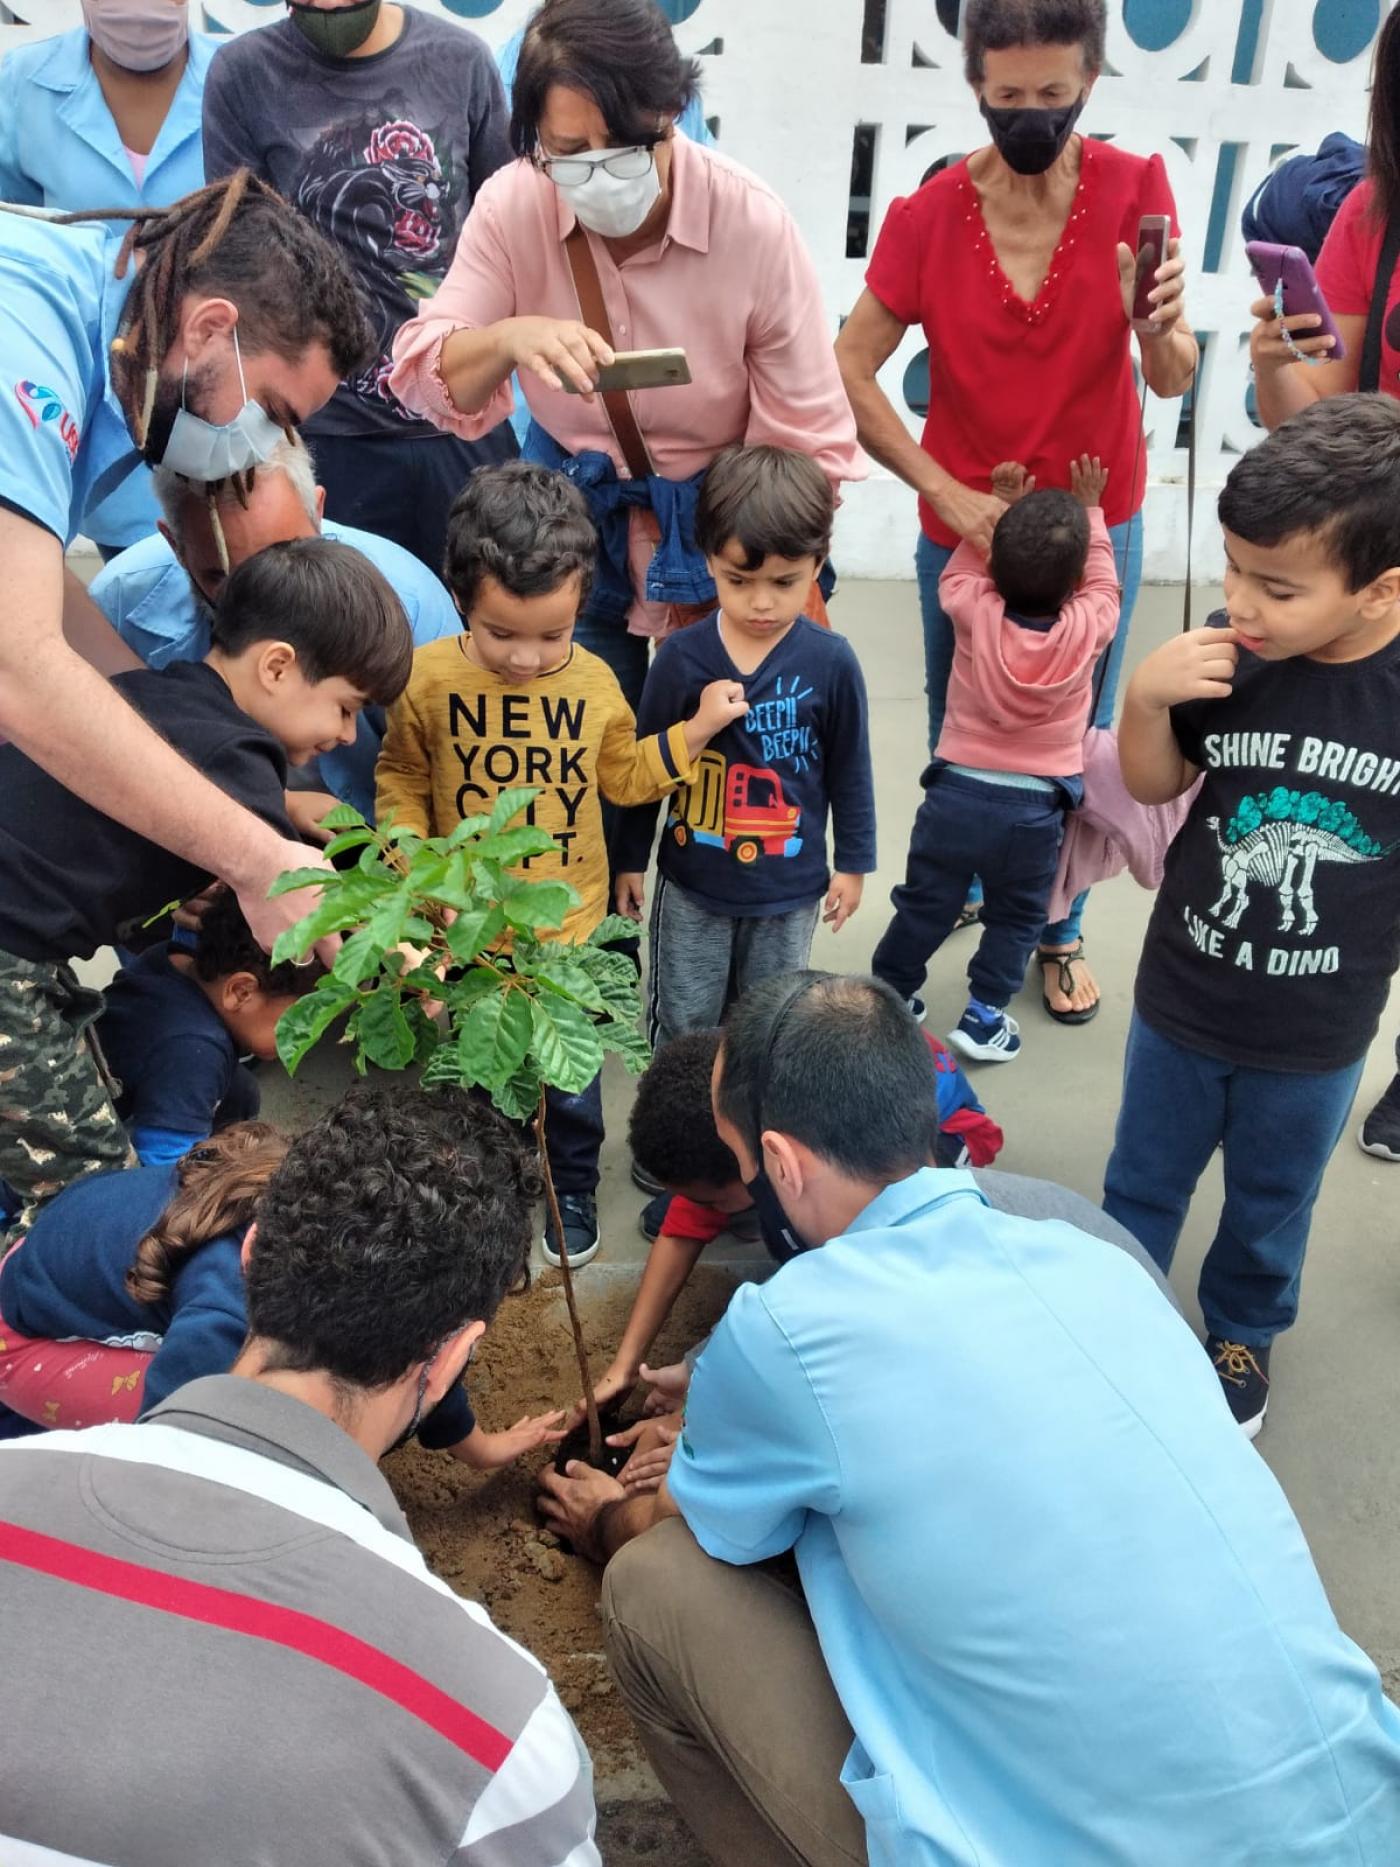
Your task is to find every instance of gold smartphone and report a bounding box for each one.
[560,347,691,394]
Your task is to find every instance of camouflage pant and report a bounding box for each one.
[0,949,135,1236]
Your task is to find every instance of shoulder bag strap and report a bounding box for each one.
[1360,214,1400,394]
[562,223,655,482]
[1182,361,1196,633]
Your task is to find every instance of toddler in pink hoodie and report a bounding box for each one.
[872,458,1120,1062]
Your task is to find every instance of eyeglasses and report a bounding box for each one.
[536,144,656,188]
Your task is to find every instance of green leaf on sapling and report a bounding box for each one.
[471,825,558,867]
[358,984,416,1071]
[457,987,532,1088]
[443,904,505,964]
[601,1019,652,1075]
[488,786,540,832]
[440,966,501,1016]
[267,865,339,900]
[331,927,386,988]
[587,914,645,949]
[533,958,607,1012]
[318,803,370,831]
[321,826,378,860]
[529,994,605,1094]
[275,985,358,1075]
[502,881,575,932]
[444,813,490,849]
[422,1041,467,1086]
[493,1061,543,1123]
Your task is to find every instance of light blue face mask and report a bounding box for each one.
[158,326,285,482]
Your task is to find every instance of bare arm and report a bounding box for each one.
[0,512,336,959]
[62,566,142,675]
[607,1231,708,1389]
[835,290,1007,555]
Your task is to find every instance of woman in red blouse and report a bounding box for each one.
[837,0,1196,1021]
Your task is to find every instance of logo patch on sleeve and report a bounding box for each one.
[15,380,81,462]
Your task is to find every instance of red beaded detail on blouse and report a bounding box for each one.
[958,144,1094,328]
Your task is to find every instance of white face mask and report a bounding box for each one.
[159,327,284,482]
[566,148,662,240]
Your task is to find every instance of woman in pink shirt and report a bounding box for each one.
[388,0,863,710]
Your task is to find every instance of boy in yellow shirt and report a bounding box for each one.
[376,462,746,1265]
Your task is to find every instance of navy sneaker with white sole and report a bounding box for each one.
[1359,1075,1400,1161]
[946,1005,1020,1063]
[1207,1336,1270,1439]
[541,1192,600,1268]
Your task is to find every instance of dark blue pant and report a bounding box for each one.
[872,768,1065,1011]
[1103,1015,1363,1346]
[313,422,518,576]
[543,1072,605,1197]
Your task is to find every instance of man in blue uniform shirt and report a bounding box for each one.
[92,434,459,821]
[541,972,1400,1867]
[0,174,368,963]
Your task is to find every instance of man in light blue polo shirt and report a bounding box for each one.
[91,434,459,820]
[541,973,1400,1867]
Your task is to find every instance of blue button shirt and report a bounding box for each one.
[0,210,139,547]
[669,1167,1400,1865]
[90,519,461,818]
[0,28,214,547]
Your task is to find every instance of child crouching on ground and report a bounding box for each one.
[374,461,748,1268]
[98,889,311,1167]
[0,1093,565,1468]
[0,539,410,1235]
[872,458,1120,1062]
[1105,395,1400,1437]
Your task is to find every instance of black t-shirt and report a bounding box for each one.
[0,661,292,964]
[1135,636,1400,1072]
[202,10,511,440]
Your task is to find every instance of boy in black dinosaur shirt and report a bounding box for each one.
[1106,396,1400,1437]
[614,444,876,1053]
[0,538,410,1230]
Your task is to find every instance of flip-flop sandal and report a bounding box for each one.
[1039,940,1100,1025]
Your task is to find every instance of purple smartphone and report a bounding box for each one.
[1245,240,1346,361]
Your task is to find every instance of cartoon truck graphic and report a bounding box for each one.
[670,751,802,863]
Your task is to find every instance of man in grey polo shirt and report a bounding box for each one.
[0,1085,599,1867]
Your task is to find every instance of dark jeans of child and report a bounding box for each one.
[1103,1014,1364,1348]
[871,768,1066,1010]
[540,1074,606,1198]
[312,422,518,577]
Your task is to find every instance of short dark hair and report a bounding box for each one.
[963,0,1107,84]
[628,1030,738,1188]
[208,537,412,703]
[989,488,1091,614]
[695,445,834,570]
[192,886,307,995]
[716,972,940,1180]
[1217,395,1400,592]
[511,0,702,158]
[443,461,597,612]
[245,1085,542,1389]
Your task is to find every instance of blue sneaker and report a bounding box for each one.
[946,1005,1020,1064]
[541,1192,601,1268]
[907,995,928,1023]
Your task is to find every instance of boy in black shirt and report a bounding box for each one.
[0,538,410,1230]
[1106,396,1400,1436]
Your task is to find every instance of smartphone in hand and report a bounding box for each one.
[559,347,692,395]
[1245,241,1346,361]
[1131,214,1172,334]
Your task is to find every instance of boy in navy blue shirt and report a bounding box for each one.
[98,889,310,1167]
[614,446,876,1060]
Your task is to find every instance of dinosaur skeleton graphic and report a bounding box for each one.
[1207,817,1378,935]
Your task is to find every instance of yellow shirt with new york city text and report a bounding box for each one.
[375,637,696,944]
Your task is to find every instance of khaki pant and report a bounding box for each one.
[601,1518,867,1867]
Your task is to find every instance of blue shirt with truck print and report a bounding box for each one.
[613,614,877,918]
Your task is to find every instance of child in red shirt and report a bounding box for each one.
[872,458,1119,1062]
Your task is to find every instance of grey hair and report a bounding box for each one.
[153,432,320,540]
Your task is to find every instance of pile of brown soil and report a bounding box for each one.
[384,1265,737,1763]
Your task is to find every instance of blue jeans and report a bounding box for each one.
[871,769,1065,1011]
[1103,1015,1363,1346]
[915,517,1144,948]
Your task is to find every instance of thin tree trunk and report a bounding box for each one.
[537,1090,603,1464]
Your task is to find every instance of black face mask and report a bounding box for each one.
[746,1166,812,1263]
[978,95,1085,176]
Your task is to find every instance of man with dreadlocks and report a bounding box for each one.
[0,171,371,1189]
